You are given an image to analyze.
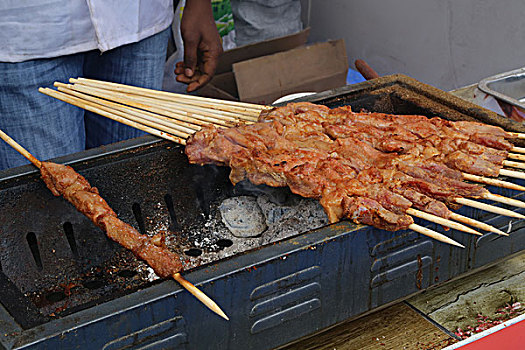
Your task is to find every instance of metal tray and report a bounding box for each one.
[478,67,525,111]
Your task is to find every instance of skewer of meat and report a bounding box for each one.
[0,129,228,320]
[258,103,525,213]
[44,83,525,193]
[39,87,523,239]
[45,81,525,177]
[261,103,525,180]
[39,87,516,237]
[205,107,524,222]
[185,125,501,246]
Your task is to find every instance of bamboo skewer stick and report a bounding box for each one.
[62,83,237,128]
[39,88,188,145]
[66,82,258,123]
[67,95,192,139]
[511,146,525,154]
[455,197,525,219]
[173,273,229,320]
[508,153,525,162]
[448,212,508,236]
[503,160,525,170]
[408,224,464,248]
[0,130,41,168]
[70,77,270,112]
[499,168,525,181]
[406,208,481,235]
[461,173,525,192]
[509,132,525,139]
[56,85,200,134]
[0,127,228,320]
[483,192,525,210]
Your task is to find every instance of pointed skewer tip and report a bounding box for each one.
[173,273,230,321]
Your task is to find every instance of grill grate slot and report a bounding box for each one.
[216,239,233,248]
[63,222,79,258]
[132,203,146,235]
[45,291,66,303]
[26,232,43,271]
[184,248,202,257]
[83,278,105,290]
[164,194,181,231]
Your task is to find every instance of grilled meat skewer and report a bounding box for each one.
[40,162,183,278]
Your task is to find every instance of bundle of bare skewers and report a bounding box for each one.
[36,78,525,251]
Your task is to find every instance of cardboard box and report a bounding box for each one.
[198,29,349,105]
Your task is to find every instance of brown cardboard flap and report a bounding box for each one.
[215,28,310,75]
[233,39,349,104]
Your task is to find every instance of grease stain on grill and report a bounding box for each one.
[83,279,105,290]
[63,222,79,257]
[216,239,233,248]
[184,248,202,257]
[194,185,210,218]
[164,193,181,230]
[132,202,146,235]
[26,232,43,270]
[45,291,66,303]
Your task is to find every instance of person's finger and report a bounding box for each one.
[176,74,198,84]
[182,36,199,78]
[187,80,203,93]
[187,73,212,92]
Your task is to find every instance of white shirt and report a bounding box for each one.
[0,0,174,62]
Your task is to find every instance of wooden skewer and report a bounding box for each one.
[448,212,508,236]
[408,223,464,248]
[173,273,229,320]
[0,127,229,320]
[509,132,525,139]
[70,77,270,112]
[461,173,525,192]
[159,99,263,118]
[499,168,525,181]
[0,129,41,168]
[63,93,193,139]
[511,146,525,154]
[56,85,200,135]
[483,192,525,210]
[406,208,481,235]
[39,88,188,145]
[56,83,201,132]
[503,160,525,170]
[455,197,525,219]
[103,90,258,123]
[508,153,525,162]
[63,83,237,128]
[66,82,258,123]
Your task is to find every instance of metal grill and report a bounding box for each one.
[0,75,524,349]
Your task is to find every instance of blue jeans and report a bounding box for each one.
[0,28,170,170]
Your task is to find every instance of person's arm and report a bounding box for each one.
[175,0,223,92]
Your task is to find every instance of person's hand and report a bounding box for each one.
[175,0,223,92]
